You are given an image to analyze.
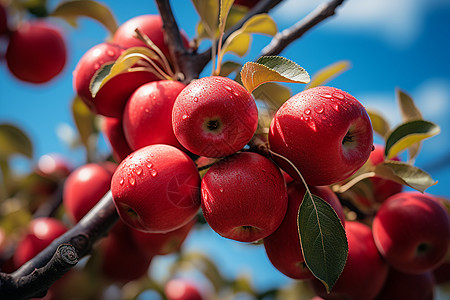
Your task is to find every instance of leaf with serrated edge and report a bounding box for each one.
[192,0,219,37]
[385,120,440,159]
[50,0,118,35]
[367,109,390,138]
[219,0,235,31]
[306,60,351,89]
[0,124,33,159]
[374,161,437,193]
[241,56,309,92]
[298,193,348,293]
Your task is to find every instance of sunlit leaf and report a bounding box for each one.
[385,120,440,159]
[192,0,219,37]
[367,109,390,138]
[374,161,437,193]
[50,0,118,36]
[306,60,351,89]
[252,82,291,109]
[222,33,252,57]
[298,193,348,293]
[219,61,242,77]
[71,96,96,151]
[240,56,310,92]
[0,124,33,159]
[219,0,235,31]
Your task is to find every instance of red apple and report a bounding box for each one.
[165,278,204,300]
[0,3,8,36]
[102,117,133,162]
[112,14,189,63]
[268,86,373,186]
[374,268,434,300]
[264,182,345,280]
[73,42,158,117]
[123,80,186,151]
[36,153,72,180]
[132,216,196,256]
[6,21,66,83]
[311,221,389,300]
[63,162,117,223]
[172,76,258,158]
[111,144,201,233]
[433,260,450,284]
[372,191,450,274]
[13,218,68,269]
[201,152,288,242]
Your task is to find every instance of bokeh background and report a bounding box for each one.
[1,0,450,298]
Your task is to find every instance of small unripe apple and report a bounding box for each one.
[264,182,345,280]
[123,80,186,151]
[63,162,117,223]
[111,144,201,233]
[73,42,158,117]
[13,218,68,268]
[269,86,373,186]
[164,278,204,300]
[374,268,434,300]
[6,21,66,83]
[132,216,196,256]
[372,191,450,274]
[112,14,189,62]
[201,152,288,242]
[311,221,389,300]
[102,117,132,162]
[172,76,258,157]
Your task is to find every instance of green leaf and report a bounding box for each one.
[192,0,219,37]
[385,120,440,159]
[71,96,97,152]
[252,82,291,108]
[373,161,437,193]
[219,61,242,77]
[219,0,235,31]
[298,193,348,293]
[240,56,310,92]
[50,0,118,36]
[0,124,33,159]
[306,60,351,89]
[367,109,390,138]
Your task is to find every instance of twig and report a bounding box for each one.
[261,0,345,56]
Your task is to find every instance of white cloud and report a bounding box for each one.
[272,0,450,47]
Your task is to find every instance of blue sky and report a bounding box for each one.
[1,0,450,295]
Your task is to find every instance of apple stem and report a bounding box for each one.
[332,172,376,194]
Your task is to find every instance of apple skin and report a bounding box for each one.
[172,76,258,158]
[263,182,345,280]
[13,218,68,269]
[374,268,434,300]
[112,14,189,62]
[201,152,288,242]
[102,117,133,162]
[268,86,373,186]
[311,221,389,300]
[63,162,117,223]
[164,278,204,300]
[111,144,201,233]
[132,216,196,256]
[73,42,158,118]
[123,80,186,151]
[372,191,450,274]
[6,21,66,83]
[36,153,72,180]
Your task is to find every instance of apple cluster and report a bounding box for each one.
[0,3,67,84]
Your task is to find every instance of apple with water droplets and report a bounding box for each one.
[172,76,258,158]
[269,86,373,186]
[111,144,201,233]
[201,152,288,242]
[263,182,345,280]
[123,80,186,151]
[372,191,450,274]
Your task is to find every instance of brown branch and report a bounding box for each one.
[261,0,346,56]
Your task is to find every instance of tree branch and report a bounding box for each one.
[261,0,345,56]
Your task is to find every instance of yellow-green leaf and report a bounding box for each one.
[397,88,422,122]
[252,82,291,109]
[222,33,252,57]
[192,0,219,37]
[0,124,33,159]
[50,0,118,36]
[219,0,235,31]
[367,109,390,138]
[219,61,242,77]
[240,56,310,92]
[374,161,437,193]
[306,60,351,89]
[385,120,440,159]
[71,96,96,151]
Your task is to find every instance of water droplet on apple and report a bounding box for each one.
[219,188,224,193]
[94,63,100,70]
[307,120,317,131]
[233,92,239,96]
[182,114,189,120]
[150,169,158,177]
[304,109,311,115]
[145,108,149,113]
[194,97,199,102]
[106,50,115,57]
[146,163,153,169]
[119,178,125,185]
[224,86,232,92]
[314,105,324,114]
[136,166,143,175]
[333,92,345,100]
[320,93,333,99]
[129,177,136,186]
[332,103,339,111]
